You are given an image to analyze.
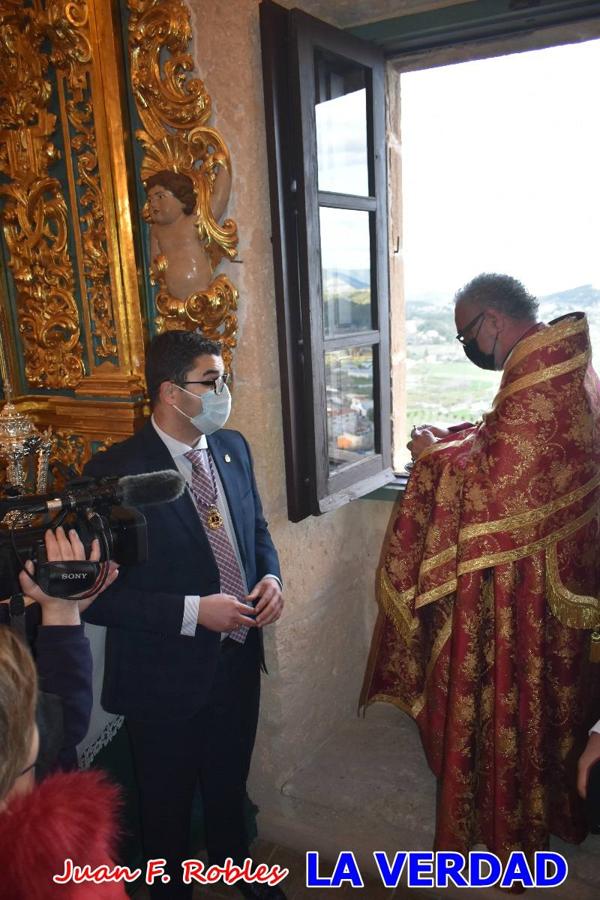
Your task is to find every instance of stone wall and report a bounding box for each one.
[189,0,392,811]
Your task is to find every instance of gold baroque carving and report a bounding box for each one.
[46,0,91,71]
[50,429,115,482]
[47,0,118,362]
[0,0,84,389]
[67,82,119,361]
[155,273,237,370]
[127,0,239,354]
[50,430,87,480]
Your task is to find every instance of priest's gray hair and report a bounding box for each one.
[455,273,539,321]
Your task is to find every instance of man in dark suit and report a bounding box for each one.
[83,331,285,899]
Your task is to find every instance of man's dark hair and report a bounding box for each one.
[144,170,197,216]
[145,331,222,407]
[454,273,539,321]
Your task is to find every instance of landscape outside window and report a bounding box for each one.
[316,39,599,471]
[316,72,377,470]
[400,39,600,462]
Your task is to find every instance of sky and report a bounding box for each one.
[315,37,600,300]
[400,38,600,300]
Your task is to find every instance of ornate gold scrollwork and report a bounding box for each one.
[0,0,84,389]
[0,0,123,388]
[46,0,92,70]
[50,430,87,482]
[48,0,118,361]
[128,0,239,352]
[50,431,116,483]
[155,274,238,370]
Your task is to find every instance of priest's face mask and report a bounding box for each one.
[455,308,499,371]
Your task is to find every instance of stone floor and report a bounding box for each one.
[253,705,600,899]
[134,704,600,898]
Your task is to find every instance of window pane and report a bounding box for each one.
[320,207,372,338]
[326,346,375,473]
[315,51,369,196]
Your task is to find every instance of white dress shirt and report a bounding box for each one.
[151,418,280,636]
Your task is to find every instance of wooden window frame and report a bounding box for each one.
[261,0,393,522]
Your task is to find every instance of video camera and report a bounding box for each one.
[0,470,185,601]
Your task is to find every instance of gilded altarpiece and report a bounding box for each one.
[0,0,239,477]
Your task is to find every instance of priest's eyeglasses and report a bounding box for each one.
[456,311,485,344]
[180,373,231,394]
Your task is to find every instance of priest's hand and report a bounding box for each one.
[407,424,455,460]
[577,730,600,798]
[420,424,451,439]
[407,426,437,460]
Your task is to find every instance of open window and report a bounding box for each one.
[261,1,392,522]
[261,2,600,523]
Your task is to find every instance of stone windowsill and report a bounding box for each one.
[361,471,409,501]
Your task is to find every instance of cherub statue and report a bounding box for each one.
[144,167,231,301]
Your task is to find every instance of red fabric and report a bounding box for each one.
[0,770,127,899]
[362,314,600,857]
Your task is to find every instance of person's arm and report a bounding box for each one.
[82,450,189,634]
[78,517,246,636]
[447,422,476,433]
[82,576,188,634]
[240,435,284,627]
[239,435,281,583]
[17,528,118,771]
[35,624,92,767]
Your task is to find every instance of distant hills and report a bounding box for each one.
[322,271,599,307]
[319,272,599,328]
[322,268,370,291]
[406,284,600,316]
[538,285,600,312]
[404,284,600,346]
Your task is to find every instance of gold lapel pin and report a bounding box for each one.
[224,453,231,463]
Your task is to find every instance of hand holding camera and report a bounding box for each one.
[0,469,184,606]
[18,526,119,618]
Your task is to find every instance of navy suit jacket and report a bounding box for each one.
[83,422,281,720]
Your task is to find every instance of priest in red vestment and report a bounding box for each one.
[361,273,600,858]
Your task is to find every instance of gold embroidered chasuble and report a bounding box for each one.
[361,312,600,856]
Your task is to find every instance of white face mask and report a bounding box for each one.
[173,384,231,435]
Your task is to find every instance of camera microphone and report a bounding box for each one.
[114,470,186,507]
[0,470,186,517]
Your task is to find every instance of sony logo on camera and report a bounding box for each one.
[60,572,88,579]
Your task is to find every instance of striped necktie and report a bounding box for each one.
[185,448,249,644]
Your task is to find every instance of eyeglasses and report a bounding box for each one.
[180,373,231,395]
[456,311,484,344]
[19,741,38,777]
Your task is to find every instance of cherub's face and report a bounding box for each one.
[147,185,186,225]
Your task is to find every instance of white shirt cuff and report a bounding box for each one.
[589,720,600,736]
[181,595,200,636]
[262,574,283,589]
